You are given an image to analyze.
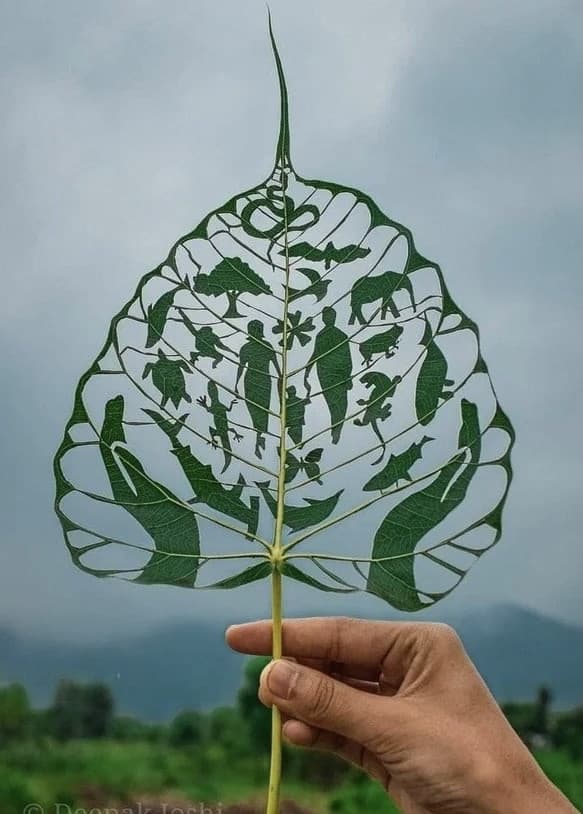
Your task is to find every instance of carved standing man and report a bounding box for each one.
[304,306,353,444]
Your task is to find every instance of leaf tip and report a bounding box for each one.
[267,10,292,170]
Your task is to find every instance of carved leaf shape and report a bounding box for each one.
[54,21,514,610]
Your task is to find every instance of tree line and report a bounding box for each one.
[1,658,581,765]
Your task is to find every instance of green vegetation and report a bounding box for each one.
[535,749,582,810]
[0,668,580,813]
[0,683,30,741]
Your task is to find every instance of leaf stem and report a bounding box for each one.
[266,566,283,814]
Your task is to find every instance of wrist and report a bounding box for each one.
[481,751,576,814]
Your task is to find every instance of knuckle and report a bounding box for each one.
[429,622,462,652]
[409,622,462,657]
[328,616,353,662]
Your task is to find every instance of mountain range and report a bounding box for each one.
[1,603,581,721]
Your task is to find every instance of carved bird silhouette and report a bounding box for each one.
[289,267,331,302]
[281,240,371,270]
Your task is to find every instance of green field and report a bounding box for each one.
[0,738,580,813]
[0,660,581,813]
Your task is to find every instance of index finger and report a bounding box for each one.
[226,616,416,680]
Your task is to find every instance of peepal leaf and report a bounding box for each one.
[54,18,514,608]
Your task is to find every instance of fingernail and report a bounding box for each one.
[266,659,299,699]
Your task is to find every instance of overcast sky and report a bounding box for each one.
[1,0,581,643]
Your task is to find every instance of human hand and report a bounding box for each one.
[227,617,576,814]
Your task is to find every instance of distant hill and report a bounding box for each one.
[452,605,582,708]
[1,604,581,721]
[0,621,238,721]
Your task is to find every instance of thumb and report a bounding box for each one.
[260,659,395,749]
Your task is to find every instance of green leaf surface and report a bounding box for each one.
[146,287,181,348]
[367,399,481,610]
[282,562,356,593]
[201,562,272,590]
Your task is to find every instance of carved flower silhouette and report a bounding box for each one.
[273,310,316,348]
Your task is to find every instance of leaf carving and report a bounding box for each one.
[54,18,514,614]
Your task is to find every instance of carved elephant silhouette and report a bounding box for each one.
[349,270,416,325]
